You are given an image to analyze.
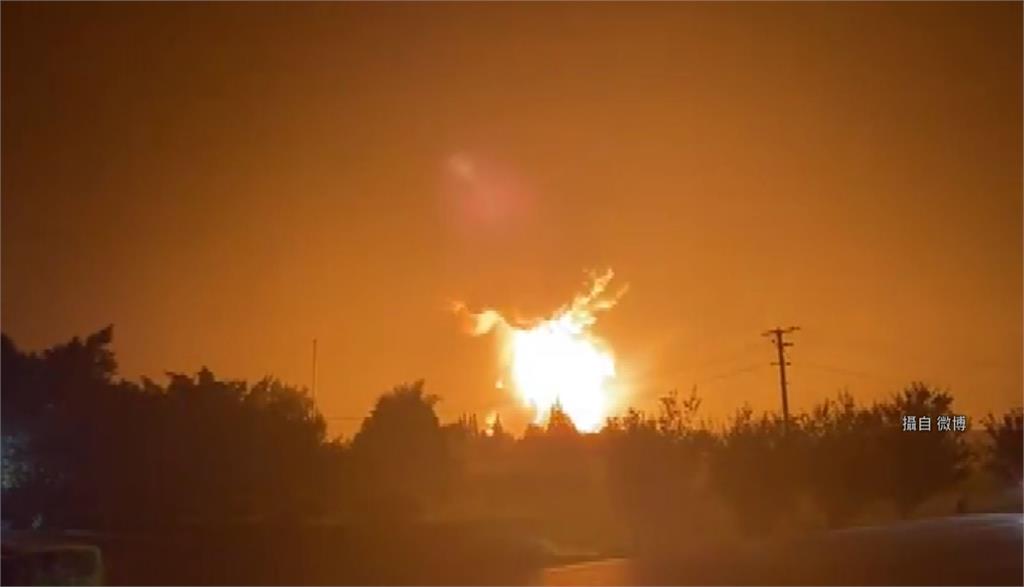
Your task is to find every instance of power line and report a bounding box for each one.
[694,364,766,385]
[311,338,318,403]
[660,342,768,384]
[688,340,769,370]
[801,361,913,387]
[762,326,799,434]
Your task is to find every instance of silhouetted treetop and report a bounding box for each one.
[349,381,451,518]
[982,407,1024,486]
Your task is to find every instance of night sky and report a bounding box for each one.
[3,2,1021,434]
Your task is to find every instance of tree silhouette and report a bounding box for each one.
[602,393,718,555]
[709,406,808,535]
[981,407,1023,486]
[804,391,887,527]
[1,326,125,528]
[0,324,1008,567]
[1,329,332,529]
[349,380,451,519]
[873,382,969,517]
[545,401,579,437]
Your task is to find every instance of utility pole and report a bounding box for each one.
[311,338,318,403]
[762,326,799,433]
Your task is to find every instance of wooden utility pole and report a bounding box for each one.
[762,326,799,433]
[311,338,318,403]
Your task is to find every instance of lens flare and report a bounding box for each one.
[453,270,628,432]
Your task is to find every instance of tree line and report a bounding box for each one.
[2,327,1021,555]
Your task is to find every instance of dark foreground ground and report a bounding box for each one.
[92,521,550,585]
[4,513,1021,585]
[4,519,556,585]
[540,513,1024,586]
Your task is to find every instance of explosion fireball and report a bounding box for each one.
[454,270,628,432]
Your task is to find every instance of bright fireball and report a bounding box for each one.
[454,270,627,432]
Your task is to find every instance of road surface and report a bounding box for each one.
[538,513,1023,586]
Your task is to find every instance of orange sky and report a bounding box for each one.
[3,2,1021,436]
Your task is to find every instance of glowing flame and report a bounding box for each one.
[454,270,628,432]
[484,411,500,437]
